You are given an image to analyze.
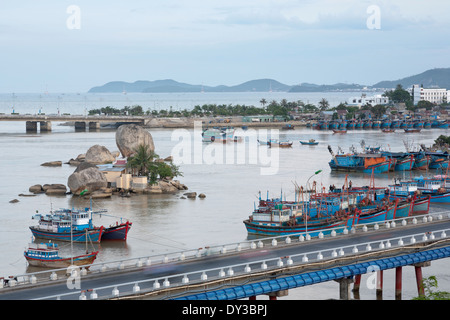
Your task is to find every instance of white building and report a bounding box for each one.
[347,94,389,107]
[412,84,448,105]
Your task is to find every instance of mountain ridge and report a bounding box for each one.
[87,68,450,93]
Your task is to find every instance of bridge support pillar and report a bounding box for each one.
[74,121,86,131]
[40,121,52,132]
[26,121,37,133]
[89,121,100,130]
[414,261,430,297]
[266,290,288,300]
[395,267,402,300]
[376,270,383,300]
[336,277,353,300]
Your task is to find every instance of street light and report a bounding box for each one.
[305,169,322,233]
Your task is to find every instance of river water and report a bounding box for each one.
[0,91,449,300]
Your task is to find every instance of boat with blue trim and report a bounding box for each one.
[30,207,131,242]
[300,139,319,145]
[24,242,98,268]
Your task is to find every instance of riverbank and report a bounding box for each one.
[143,117,309,129]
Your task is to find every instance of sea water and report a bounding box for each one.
[0,91,448,300]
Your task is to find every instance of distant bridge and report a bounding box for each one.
[1,212,450,300]
[0,114,146,132]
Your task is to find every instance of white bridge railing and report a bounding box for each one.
[2,211,450,300]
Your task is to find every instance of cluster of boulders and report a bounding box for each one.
[28,183,67,195]
[18,124,206,202]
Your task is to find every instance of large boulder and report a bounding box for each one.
[84,145,116,164]
[115,124,155,158]
[67,166,107,195]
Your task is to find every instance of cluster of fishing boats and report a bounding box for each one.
[312,118,448,131]
[244,173,450,237]
[24,206,132,268]
[328,143,449,174]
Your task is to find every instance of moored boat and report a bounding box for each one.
[24,242,98,268]
[268,140,293,148]
[300,139,319,145]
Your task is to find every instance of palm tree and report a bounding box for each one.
[260,98,267,109]
[126,144,159,177]
[319,98,329,111]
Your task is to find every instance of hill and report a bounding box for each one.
[87,68,450,93]
[88,79,292,93]
[371,68,450,89]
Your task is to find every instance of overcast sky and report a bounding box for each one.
[1,1,449,93]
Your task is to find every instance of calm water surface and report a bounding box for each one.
[0,96,449,299]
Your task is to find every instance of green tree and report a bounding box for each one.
[319,98,329,111]
[126,144,159,177]
[413,276,450,300]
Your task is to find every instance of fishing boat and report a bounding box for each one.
[24,242,98,268]
[327,146,390,173]
[243,192,354,237]
[332,129,347,134]
[281,124,294,130]
[404,128,421,133]
[30,207,131,242]
[411,152,430,170]
[394,154,415,171]
[300,139,319,145]
[382,128,395,133]
[268,140,293,148]
[202,127,237,143]
[387,176,450,204]
[30,210,104,243]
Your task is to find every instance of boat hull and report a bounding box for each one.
[29,226,104,243]
[25,251,98,268]
[243,219,346,237]
[102,222,132,240]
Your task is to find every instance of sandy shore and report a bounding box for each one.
[143,117,309,129]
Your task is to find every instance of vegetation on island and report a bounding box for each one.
[412,276,450,300]
[87,83,449,121]
[126,144,182,185]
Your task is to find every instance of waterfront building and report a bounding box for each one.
[347,94,389,107]
[412,84,448,105]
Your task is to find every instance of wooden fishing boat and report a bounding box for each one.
[30,207,131,242]
[382,128,395,133]
[300,139,319,145]
[404,128,421,133]
[24,242,98,268]
[332,129,347,134]
[268,140,293,148]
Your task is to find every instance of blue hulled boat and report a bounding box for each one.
[387,176,450,204]
[328,146,390,173]
[30,207,131,242]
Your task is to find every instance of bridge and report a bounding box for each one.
[0,114,146,132]
[1,212,450,301]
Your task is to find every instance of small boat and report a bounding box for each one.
[382,129,395,133]
[268,140,293,148]
[404,128,421,133]
[24,242,98,268]
[300,139,319,145]
[332,129,347,134]
[281,124,295,130]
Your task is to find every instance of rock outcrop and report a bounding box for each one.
[115,124,155,158]
[67,166,107,195]
[84,145,116,164]
[41,161,62,167]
